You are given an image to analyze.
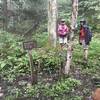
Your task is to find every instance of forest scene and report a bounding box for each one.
[0,0,100,100]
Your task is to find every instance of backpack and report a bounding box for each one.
[84,25,92,44]
[87,27,92,41]
[58,24,69,36]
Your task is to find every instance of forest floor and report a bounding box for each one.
[0,34,100,100]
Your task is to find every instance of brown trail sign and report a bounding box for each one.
[23,40,37,85]
[23,41,37,50]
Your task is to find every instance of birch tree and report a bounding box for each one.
[64,0,78,74]
[48,0,57,47]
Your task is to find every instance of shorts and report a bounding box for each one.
[80,39,88,49]
[59,36,68,44]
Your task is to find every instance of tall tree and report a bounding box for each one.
[64,0,78,74]
[48,0,57,47]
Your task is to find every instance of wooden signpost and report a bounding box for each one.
[23,41,37,50]
[23,40,37,85]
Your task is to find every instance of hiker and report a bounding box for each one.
[58,19,69,48]
[79,20,92,61]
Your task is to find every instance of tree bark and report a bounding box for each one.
[48,0,57,47]
[3,0,8,31]
[64,0,78,74]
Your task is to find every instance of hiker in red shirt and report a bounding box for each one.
[79,20,92,62]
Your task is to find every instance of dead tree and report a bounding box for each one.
[64,0,78,74]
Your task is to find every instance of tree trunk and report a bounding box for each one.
[48,0,57,47]
[3,0,8,31]
[64,0,78,74]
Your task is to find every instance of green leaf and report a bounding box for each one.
[0,63,6,69]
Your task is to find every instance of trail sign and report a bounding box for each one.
[23,41,37,50]
[23,40,37,85]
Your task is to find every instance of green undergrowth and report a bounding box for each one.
[0,31,100,99]
[5,78,81,100]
